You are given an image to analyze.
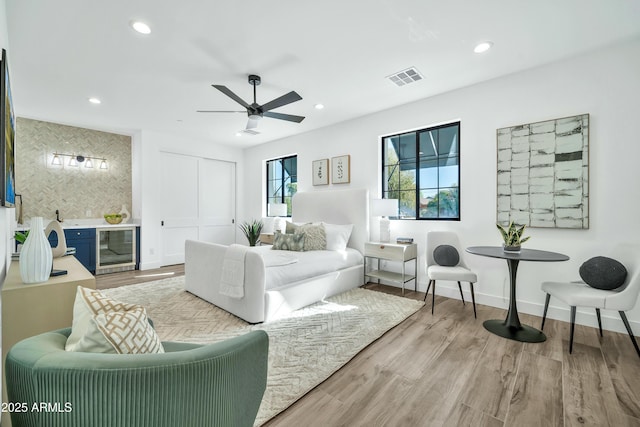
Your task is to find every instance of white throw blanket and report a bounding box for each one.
[219,244,249,299]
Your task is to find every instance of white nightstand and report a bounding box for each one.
[364,242,418,295]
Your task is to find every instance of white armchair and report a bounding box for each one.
[540,245,640,358]
[425,231,478,318]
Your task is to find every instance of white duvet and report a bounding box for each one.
[250,246,364,290]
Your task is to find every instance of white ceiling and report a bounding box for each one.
[6,1,640,148]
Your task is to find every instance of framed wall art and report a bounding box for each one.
[331,155,350,184]
[496,113,589,229]
[312,159,329,186]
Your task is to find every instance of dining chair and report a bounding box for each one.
[540,245,640,358]
[425,231,478,318]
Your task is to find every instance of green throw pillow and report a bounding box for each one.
[272,232,305,251]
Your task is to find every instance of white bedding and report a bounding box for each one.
[252,246,364,290]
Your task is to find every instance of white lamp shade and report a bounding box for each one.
[371,199,398,217]
[268,203,288,217]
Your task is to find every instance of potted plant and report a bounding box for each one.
[239,219,264,246]
[496,221,530,252]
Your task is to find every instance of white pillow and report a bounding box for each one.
[66,286,164,354]
[322,223,353,251]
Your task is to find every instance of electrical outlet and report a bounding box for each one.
[85,209,92,217]
[150,248,155,255]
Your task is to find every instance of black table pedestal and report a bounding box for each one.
[481,258,547,343]
[467,246,568,343]
[483,320,546,343]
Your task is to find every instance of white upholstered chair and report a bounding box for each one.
[540,245,640,358]
[425,231,478,318]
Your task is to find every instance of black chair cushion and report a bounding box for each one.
[434,245,460,267]
[579,256,627,290]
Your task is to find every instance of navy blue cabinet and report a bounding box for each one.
[49,228,96,273]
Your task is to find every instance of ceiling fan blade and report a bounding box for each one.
[196,110,245,113]
[246,118,260,129]
[212,85,251,109]
[260,91,302,112]
[263,111,305,123]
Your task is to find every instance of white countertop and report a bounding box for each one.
[17,218,141,231]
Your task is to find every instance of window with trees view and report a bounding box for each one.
[266,155,297,217]
[382,122,460,220]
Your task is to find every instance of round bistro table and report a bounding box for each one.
[466,246,569,343]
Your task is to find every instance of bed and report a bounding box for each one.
[184,188,370,323]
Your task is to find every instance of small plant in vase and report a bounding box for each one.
[496,221,530,252]
[239,219,264,246]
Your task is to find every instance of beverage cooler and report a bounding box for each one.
[96,227,136,274]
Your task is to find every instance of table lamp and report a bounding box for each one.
[371,199,398,243]
[268,203,288,217]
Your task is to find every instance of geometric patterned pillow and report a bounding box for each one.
[65,286,164,354]
[94,307,164,354]
[272,231,305,251]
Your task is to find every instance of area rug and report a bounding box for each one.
[103,277,424,425]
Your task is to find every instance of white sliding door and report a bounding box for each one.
[160,152,235,266]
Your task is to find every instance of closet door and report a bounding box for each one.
[159,153,235,266]
[198,158,236,245]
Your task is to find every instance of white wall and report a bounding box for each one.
[134,129,243,270]
[243,38,640,334]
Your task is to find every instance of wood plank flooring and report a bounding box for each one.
[98,267,640,426]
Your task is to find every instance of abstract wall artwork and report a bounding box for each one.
[312,158,329,186]
[496,114,589,229]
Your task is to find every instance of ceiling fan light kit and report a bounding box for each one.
[198,74,305,132]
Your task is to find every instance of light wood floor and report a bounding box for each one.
[99,267,640,426]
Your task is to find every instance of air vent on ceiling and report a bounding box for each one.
[240,129,260,135]
[387,67,423,87]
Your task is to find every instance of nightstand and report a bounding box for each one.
[259,233,274,246]
[364,242,418,295]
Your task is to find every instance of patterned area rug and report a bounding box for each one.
[103,276,424,425]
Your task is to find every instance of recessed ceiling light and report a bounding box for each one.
[88,97,101,104]
[131,20,151,35]
[235,132,242,137]
[474,41,493,54]
[314,103,325,110]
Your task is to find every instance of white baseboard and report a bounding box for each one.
[382,279,640,336]
[139,261,162,271]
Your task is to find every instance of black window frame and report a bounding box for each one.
[265,155,297,217]
[381,121,461,221]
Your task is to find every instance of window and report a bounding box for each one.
[266,155,297,217]
[382,122,460,220]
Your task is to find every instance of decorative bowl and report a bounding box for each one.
[104,214,123,224]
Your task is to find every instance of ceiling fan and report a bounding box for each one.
[197,75,305,132]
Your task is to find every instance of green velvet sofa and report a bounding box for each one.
[5,328,269,427]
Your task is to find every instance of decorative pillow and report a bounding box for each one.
[285,222,300,234]
[579,256,627,290]
[323,223,353,251]
[433,245,460,267]
[66,287,164,354]
[272,231,305,251]
[296,223,326,251]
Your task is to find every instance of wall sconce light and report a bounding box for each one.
[52,152,108,170]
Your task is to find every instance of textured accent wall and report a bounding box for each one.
[15,118,132,222]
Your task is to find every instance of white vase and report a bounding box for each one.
[19,217,53,283]
[119,204,130,224]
